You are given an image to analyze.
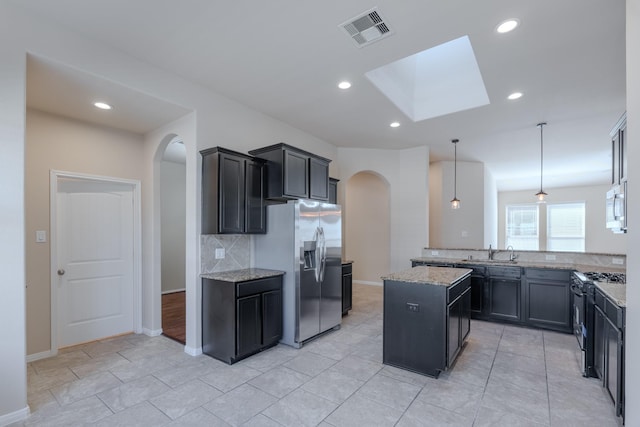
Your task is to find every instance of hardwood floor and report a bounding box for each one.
[162,290,185,344]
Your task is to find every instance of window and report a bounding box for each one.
[506,205,539,250]
[547,202,585,252]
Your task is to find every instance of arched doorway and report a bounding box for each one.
[159,136,186,343]
[345,171,391,285]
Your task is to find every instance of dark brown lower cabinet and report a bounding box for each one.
[447,287,471,366]
[342,262,353,315]
[203,275,282,364]
[383,274,471,378]
[593,288,624,421]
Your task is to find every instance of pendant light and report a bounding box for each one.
[535,122,548,203]
[450,139,460,209]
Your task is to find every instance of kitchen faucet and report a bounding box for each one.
[507,245,517,262]
[488,244,495,260]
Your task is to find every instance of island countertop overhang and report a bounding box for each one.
[381,266,472,286]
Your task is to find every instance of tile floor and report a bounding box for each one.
[16,283,621,426]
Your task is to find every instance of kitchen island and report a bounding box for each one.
[382,266,472,378]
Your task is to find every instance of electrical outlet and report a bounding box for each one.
[612,258,624,265]
[406,303,420,312]
[545,254,556,261]
[215,248,225,259]
[461,230,468,238]
[431,250,439,256]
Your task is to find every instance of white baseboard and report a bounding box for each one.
[184,346,202,356]
[143,328,163,337]
[353,280,382,287]
[0,406,30,426]
[26,349,57,363]
[162,288,186,295]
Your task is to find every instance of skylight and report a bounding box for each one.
[365,36,490,122]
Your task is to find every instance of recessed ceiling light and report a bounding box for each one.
[390,122,400,128]
[496,19,519,34]
[338,81,352,90]
[94,101,112,110]
[507,92,523,100]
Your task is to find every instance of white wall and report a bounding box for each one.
[625,0,639,424]
[338,146,429,273]
[429,160,485,248]
[484,168,498,247]
[345,172,390,285]
[0,6,28,421]
[161,160,186,293]
[498,184,626,253]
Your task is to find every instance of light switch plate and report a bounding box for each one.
[36,230,47,243]
[215,248,225,259]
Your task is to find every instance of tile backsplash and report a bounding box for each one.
[201,234,250,273]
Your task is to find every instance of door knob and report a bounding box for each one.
[57,269,65,276]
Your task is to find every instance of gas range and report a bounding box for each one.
[570,269,625,378]
[581,271,626,284]
[572,271,625,294]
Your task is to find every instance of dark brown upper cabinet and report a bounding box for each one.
[249,143,331,202]
[201,147,266,234]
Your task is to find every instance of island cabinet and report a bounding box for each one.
[248,143,330,201]
[524,268,572,333]
[202,270,284,364]
[382,266,471,378]
[201,147,266,234]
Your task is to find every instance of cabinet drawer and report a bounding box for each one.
[525,268,570,281]
[488,266,521,279]
[605,298,624,329]
[237,276,282,297]
[448,276,470,303]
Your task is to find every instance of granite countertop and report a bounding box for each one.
[342,260,354,264]
[202,268,285,283]
[595,281,626,308]
[382,266,472,286]
[411,257,626,274]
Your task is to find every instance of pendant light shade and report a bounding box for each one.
[535,122,548,203]
[450,139,460,209]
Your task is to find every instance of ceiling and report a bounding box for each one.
[17,0,626,191]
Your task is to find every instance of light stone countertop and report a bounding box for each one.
[382,266,472,286]
[595,281,626,308]
[201,268,285,283]
[410,257,626,274]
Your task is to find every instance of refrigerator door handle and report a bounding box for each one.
[314,227,321,283]
[319,227,326,282]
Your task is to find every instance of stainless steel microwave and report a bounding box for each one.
[606,182,627,233]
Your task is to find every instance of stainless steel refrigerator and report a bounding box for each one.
[254,199,342,348]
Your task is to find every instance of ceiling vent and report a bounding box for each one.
[340,8,394,48]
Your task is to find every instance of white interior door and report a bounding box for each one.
[56,177,135,347]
